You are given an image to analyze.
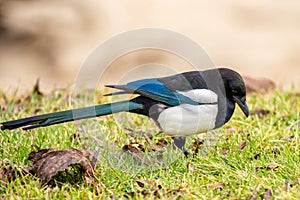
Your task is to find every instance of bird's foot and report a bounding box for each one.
[173,136,190,157]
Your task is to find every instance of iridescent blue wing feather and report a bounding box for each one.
[106,78,199,106]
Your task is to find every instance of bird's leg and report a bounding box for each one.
[172,136,189,157]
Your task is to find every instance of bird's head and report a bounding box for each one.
[219,68,249,117]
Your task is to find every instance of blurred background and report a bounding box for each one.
[0,0,299,94]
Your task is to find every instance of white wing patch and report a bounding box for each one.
[177,89,218,103]
[157,89,218,136]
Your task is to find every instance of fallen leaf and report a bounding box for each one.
[28,148,55,161]
[251,109,271,117]
[131,182,182,197]
[126,180,163,198]
[169,188,182,194]
[122,144,144,154]
[0,166,17,186]
[136,180,157,188]
[27,147,98,184]
[123,191,135,198]
[284,135,294,142]
[243,76,275,94]
[272,146,281,155]
[220,148,230,156]
[260,188,272,199]
[247,133,251,140]
[193,139,204,154]
[121,143,149,164]
[136,180,145,188]
[253,153,261,160]
[266,165,279,171]
[141,189,159,197]
[208,182,226,190]
[255,165,279,172]
[239,141,247,150]
[255,166,264,172]
[146,138,168,152]
[141,189,150,196]
[121,140,169,165]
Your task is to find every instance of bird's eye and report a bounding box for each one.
[232,89,237,94]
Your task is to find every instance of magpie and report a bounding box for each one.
[1,68,249,156]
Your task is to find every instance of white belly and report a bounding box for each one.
[157,104,218,136]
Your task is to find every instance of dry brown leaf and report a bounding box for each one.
[136,179,158,188]
[243,76,275,94]
[272,146,281,155]
[0,166,17,186]
[193,139,204,154]
[239,141,247,150]
[127,187,180,197]
[145,138,168,152]
[168,188,182,194]
[266,165,279,171]
[284,135,294,142]
[253,153,261,160]
[27,147,98,183]
[153,139,168,151]
[251,109,271,117]
[121,140,168,165]
[220,148,230,156]
[260,188,272,199]
[122,144,144,154]
[255,165,279,172]
[247,133,251,140]
[121,143,148,164]
[208,182,226,190]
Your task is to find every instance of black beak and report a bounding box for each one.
[233,96,249,117]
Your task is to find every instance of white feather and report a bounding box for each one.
[177,89,218,103]
[157,89,218,136]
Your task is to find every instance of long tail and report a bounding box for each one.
[1,100,143,131]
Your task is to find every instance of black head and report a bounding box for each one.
[218,68,249,117]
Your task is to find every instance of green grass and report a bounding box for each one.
[0,89,299,199]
